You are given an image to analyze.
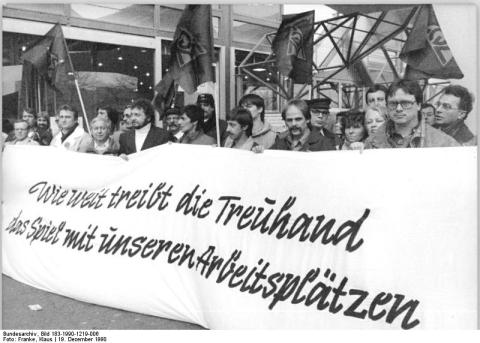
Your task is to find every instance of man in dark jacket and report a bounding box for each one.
[118,98,171,156]
[308,97,337,148]
[433,85,476,146]
[271,99,335,151]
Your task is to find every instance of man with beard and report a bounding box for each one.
[197,93,227,145]
[21,107,40,142]
[118,98,171,157]
[50,105,90,151]
[433,85,476,146]
[271,99,334,151]
[164,107,183,142]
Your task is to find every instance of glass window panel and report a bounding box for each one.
[2,31,155,126]
[4,3,66,16]
[159,7,219,38]
[70,4,154,28]
[233,21,275,50]
[235,49,279,113]
[233,4,281,22]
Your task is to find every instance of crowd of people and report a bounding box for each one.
[1,78,476,157]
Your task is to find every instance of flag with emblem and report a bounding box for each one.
[154,71,176,109]
[169,5,215,94]
[400,5,463,80]
[21,23,74,91]
[272,11,314,84]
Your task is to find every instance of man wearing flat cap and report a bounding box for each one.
[197,93,227,145]
[308,98,337,149]
[165,107,183,142]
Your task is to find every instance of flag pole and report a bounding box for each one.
[215,103,221,146]
[36,73,42,112]
[60,25,90,134]
[73,77,90,134]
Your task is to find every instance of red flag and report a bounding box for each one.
[169,5,215,94]
[272,11,314,84]
[400,5,463,80]
[21,23,74,90]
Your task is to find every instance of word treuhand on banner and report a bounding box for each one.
[2,144,477,329]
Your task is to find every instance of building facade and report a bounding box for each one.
[2,3,283,128]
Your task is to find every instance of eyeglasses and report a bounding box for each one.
[387,100,416,110]
[435,102,457,111]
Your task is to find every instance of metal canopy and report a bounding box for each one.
[238,5,420,101]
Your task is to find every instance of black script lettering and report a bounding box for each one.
[28,181,68,206]
[5,210,29,236]
[291,268,320,304]
[368,292,393,321]
[385,294,420,330]
[228,264,248,288]
[196,246,215,275]
[29,217,64,245]
[66,188,108,209]
[108,183,173,211]
[268,196,296,237]
[176,185,213,218]
[216,250,241,283]
[329,276,348,314]
[215,196,242,225]
[344,289,369,319]
[335,209,370,253]
[63,224,96,251]
[268,273,301,309]
[262,272,284,299]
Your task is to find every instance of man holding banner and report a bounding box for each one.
[49,105,90,151]
[118,99,171,156]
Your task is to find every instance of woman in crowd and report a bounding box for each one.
[178,105,216,145]
[338,110,368,150]
[36,112,53,146]
[79,117,119,155]
[364,105,387,137]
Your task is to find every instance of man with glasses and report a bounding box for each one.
[365,79,458,149]
[433,85,476,146]
[307,98,337,149]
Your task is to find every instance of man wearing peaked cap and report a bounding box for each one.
[197,93,227,145]
[307,97,336,149]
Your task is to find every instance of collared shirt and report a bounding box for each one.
[365,119,460,149]
[6,137,39,146]
[223,136,257,150]
[385,119,425,148]
[61,123,79,143]
[285,128,311,151]
[173,131,184,142]
[135,123,151,152]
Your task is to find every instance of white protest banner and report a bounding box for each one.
[2,144,477,329]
